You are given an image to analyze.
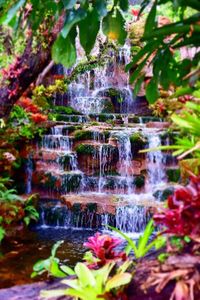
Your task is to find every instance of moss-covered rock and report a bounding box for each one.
[130,132,147,156]
[96,88,124,113]
[153,187,175,202]
[54,106,81,115]
[133,175,145,188]
[74,130,93,141]
[101,100,115,113]
[166,168,180,183]
[75,144,96,155]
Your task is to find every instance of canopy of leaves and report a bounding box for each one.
[127,0,200,103]
[0,0,128,67]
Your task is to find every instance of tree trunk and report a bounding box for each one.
[0,15,64,118]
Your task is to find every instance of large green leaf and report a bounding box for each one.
[75,263,96,287]
[119,0,129,11]
[0,0,26,25]
[137,219,154,256]
[94,0,107,17]
[52,28,77,68]
[50,259,67,278]
[146,78,160,104]
[61,8,86,38]
[105,273,132,291]
[102,8,127,45]
[78,8,100,54]
[62,0,76,9]
[144,0,157,36]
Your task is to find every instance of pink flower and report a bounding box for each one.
[131,9,139,17]
[84,232,126,266]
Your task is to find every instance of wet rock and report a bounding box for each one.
[153,186,175,202]
[0,281,71,300]
[146,121,170,129]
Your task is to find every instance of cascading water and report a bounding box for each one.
[32,43,175,234]
[146,134,167,188]
[25,156,33,194]
[115,131,134,194]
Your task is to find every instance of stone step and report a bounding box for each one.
[37,193,164,231]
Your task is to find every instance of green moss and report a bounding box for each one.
[54,106,80,115]
[76,144,96,155]
[87,203,97,212]
[55,114,80,122]
[130,133,147,148]
[153,187,175,202]
[166,168,180,183]
[101,100,115,113]
[134,175,145,188]
[71,203,81,213]
[74,130,93,141]
[61,173,83,193]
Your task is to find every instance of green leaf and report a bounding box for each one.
[62,0,76,9]
[102,8,127,45]
[146,78,160,104]
[41,289,69,298]
[94,0,107,17]
[33,259,51,272]
[108,226,138,257]
[52,29,77,68]
[51,240,64,257]
[137,219,154,256]
[61,8,86,38]
[0,226,5,243]
[50,259,67,278]
[119,0,128,11]
[78,8,100,54]
[75,263,96,287]
[134,75,145,96]
[0,0,26,25]
[125,40,160,71]
[105,273,132,291]
[144,0,157,36]
[60,265,75,276]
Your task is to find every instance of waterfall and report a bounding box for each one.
[147,134,166,187]
[115,131,133,194]
[25,156,33,194]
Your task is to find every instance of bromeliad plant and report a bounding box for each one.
[83,232,127,267]
[141,175,200,300]
[41,261,132,300]
[154,175,200,243]
[33,238,133,300]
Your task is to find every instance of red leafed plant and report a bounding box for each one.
[18,97,40,113]
[84,232,126,267]
[31,113,47,123]
[154,175,200,239]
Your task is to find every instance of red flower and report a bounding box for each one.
[178,95,193,104]
[31,113,47,123]
[131,9,139,17]
[154,176,200,238]
[84,232,126,266]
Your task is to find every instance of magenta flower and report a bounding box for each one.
[154,176,200,238]
[84,232,126,266]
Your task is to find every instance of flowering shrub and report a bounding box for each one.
[84,232,126,266]
[18,97,40,114]
[154,176,200,239]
